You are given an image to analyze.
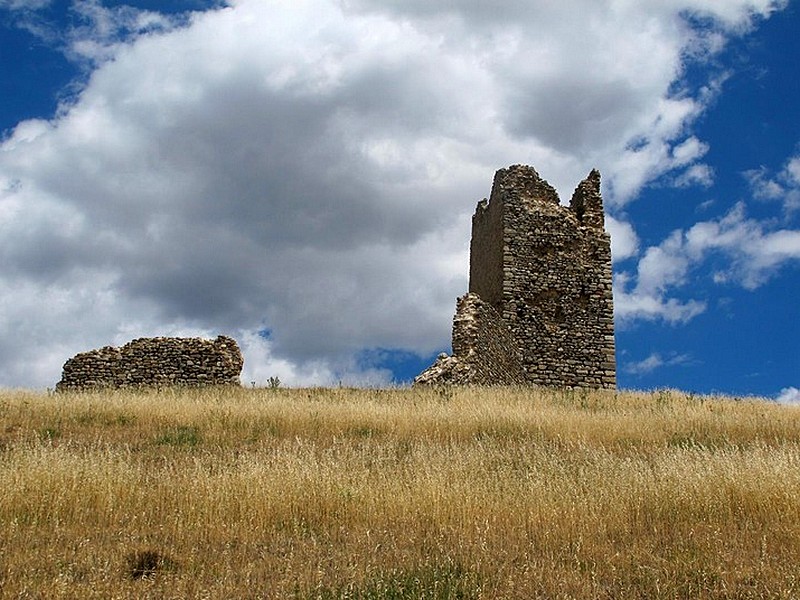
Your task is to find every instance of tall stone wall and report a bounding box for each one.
[416,165,616,389]
[56,335,244,391]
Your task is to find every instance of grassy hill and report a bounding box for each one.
[1,386,799,598]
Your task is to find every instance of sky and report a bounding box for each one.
[0,0,798,400]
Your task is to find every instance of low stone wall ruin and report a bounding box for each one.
[55,335,243,390]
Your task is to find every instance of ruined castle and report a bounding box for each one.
[416,165,616,389]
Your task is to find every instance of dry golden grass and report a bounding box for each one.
[1,386,800,598]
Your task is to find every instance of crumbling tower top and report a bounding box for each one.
[569,168,605,229]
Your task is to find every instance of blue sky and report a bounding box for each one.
[0,0,798,399]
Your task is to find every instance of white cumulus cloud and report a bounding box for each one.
[745,153,800,213]
[624,352,693,375]
[776,387,800,404]
[607,216,640,263]
[615,201,800,324]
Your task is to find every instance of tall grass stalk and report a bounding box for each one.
[1,386,799,598]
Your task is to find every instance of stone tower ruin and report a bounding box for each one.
[416,165,616,389]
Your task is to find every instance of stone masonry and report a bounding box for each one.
[416,165,616,388]
[414,293,525,386]
[55,335,244,390]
